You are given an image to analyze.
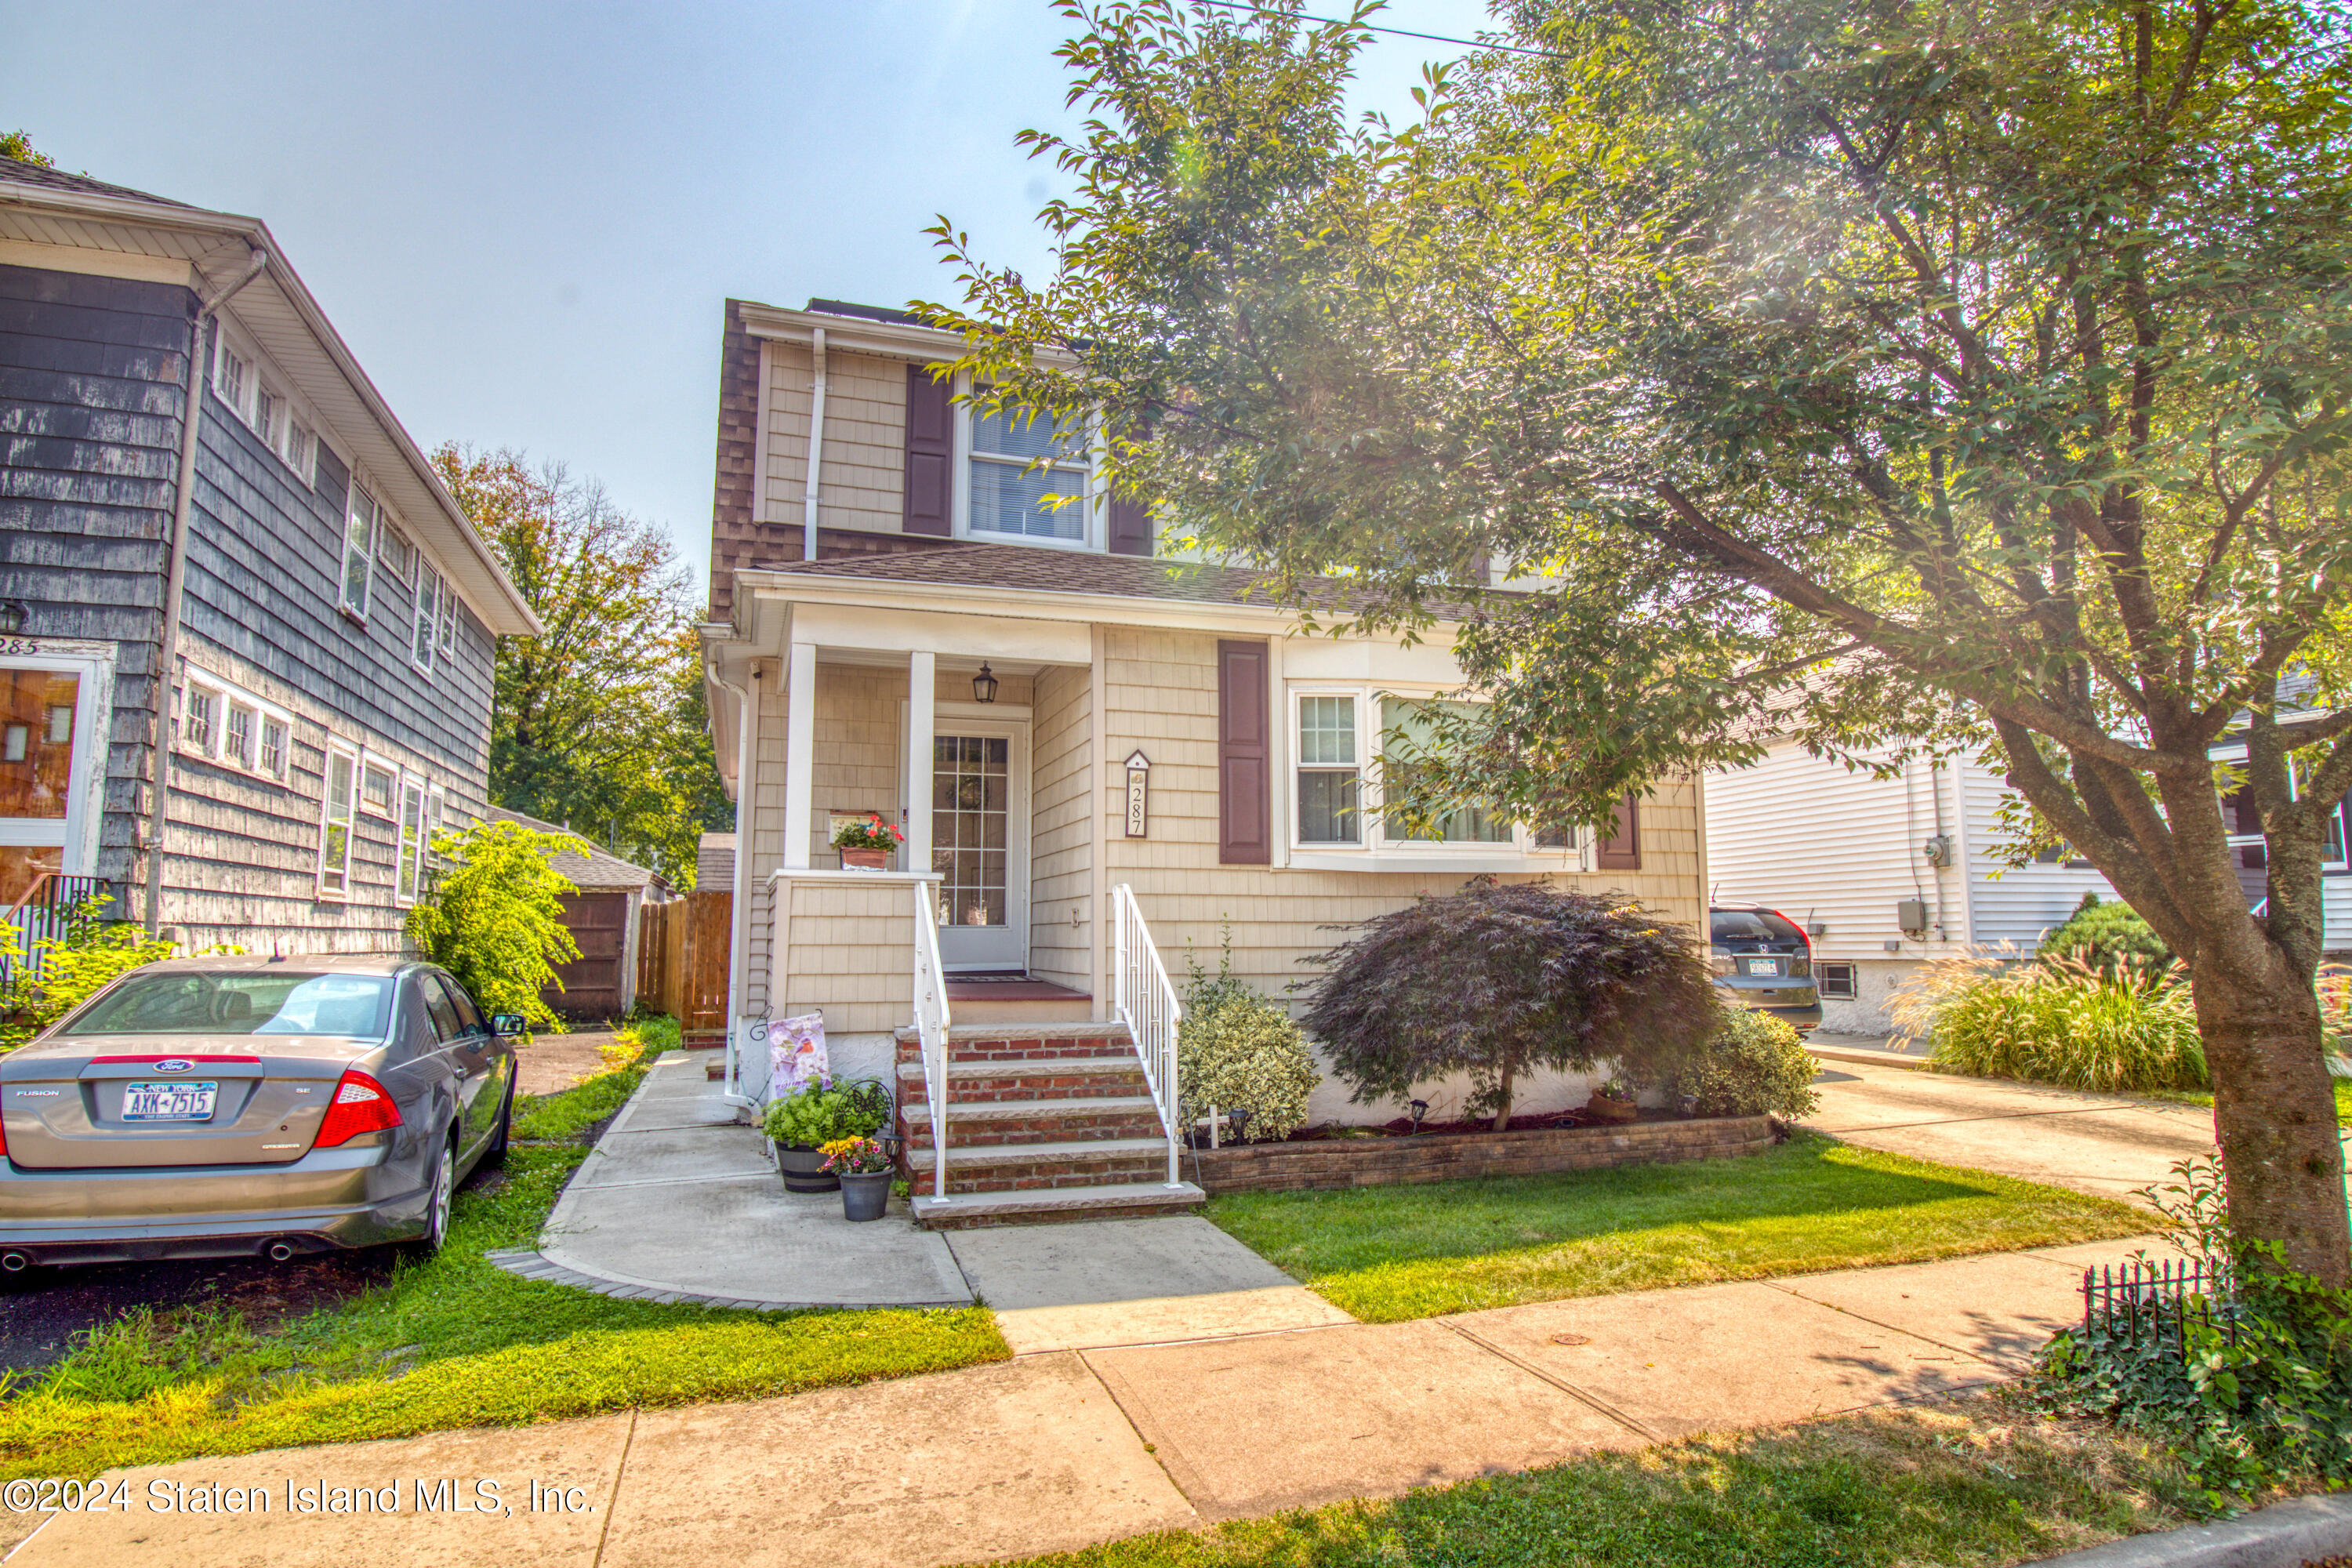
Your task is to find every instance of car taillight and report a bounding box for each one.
[314,1069,401,1148]
[0,1113,8,1162]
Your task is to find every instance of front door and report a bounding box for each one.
[0,658,102,909]
[929,724,1028,971]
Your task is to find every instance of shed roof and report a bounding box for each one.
[488,807,668,893]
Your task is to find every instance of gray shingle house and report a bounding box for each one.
[0,158,538,956]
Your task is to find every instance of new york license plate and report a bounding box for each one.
[122,1081,218,1122]
[1743,957,1781,977]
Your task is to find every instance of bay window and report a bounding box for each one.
[1378,697,1510,844]
[1294,694,1361,844]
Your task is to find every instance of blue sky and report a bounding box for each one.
[3,1,1501,586]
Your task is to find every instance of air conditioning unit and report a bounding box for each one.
[1897,898,1931,938]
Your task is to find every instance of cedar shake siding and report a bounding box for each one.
[0,194,521,957]
[0,263,190,893]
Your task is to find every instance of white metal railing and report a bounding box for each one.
[1111,883,1185,1187]
[910,879,954,1200]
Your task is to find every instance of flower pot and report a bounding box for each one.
[1584,1093,1639,1123]
[840,848,889,871]
[776,1143,840,1192]
[840,1170,891,1222]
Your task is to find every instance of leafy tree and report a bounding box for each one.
[405,818,581,1032]
[1300,880,1717,1130]
[434,445,729,886]
[0,131,53,167]
[927,1,2352,1279]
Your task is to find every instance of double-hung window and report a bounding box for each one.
[341,488,379,619]
[437,584,458,661]
[1378,697,1510,844]
[361,757,397,818]
[183,684,217,753]
[412,565,442,675]
[222,701,255,771]
[1294,695,1362,844]
[259,715,288,779]
[969,406,1091,542]
[395,775,427,905]
[318,742,359,898]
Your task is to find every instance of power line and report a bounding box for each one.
[1188,0,1569,60]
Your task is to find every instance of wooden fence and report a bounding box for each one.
[637,890,730,1030]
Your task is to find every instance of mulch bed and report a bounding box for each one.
[1186,1107,1664,1149]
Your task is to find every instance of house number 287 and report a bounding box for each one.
[1123,750,1150,838]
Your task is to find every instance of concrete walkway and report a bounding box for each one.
[2,1233,2161,1567]
[1806,1055,2218,1204]
[493,1053,1343,1339]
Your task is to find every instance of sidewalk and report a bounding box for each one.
[2,1231,2158,1566]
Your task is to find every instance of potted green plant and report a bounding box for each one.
[831,813,904,871]
[1585,1076,1639,1123]
[762,1079,893,1192]
[822,1136,895,1221]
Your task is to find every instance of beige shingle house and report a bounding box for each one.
[699,297,1708,1224]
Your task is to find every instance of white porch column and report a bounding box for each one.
[782,639,817,870]
[906,649,935,887]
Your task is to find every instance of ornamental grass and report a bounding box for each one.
[1891,951,2207,1093]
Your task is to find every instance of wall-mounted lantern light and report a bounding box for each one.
[0,601,27,636]
[971,662,999,704]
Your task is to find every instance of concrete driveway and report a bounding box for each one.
[1806,1055,2217,1204]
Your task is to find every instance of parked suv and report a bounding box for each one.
[1709,906,1823,1033]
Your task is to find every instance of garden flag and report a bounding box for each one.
[768,1012,827,1097]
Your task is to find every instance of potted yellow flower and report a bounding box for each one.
[821,1136,894,1221]
[832,813,903,871]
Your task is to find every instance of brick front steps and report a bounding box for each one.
[1189,1115,1779,1195]
[893,1022,1205,1229]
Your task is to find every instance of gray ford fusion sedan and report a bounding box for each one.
[0,955,520,1272]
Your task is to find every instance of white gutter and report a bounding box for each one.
[801,327,826,561]
[145,248,269,935]
[705,652,761,1105]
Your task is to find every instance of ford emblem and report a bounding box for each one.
[154,1058,195,1073]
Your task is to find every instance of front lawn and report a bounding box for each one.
[1207,1132,2148,1323]
[1003,1389,2221,1568]
[0,1019,1007,1480]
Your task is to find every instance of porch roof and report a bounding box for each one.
[745,543,1483,622]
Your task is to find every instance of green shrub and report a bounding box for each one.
[0,893,180,1050]
[406,819,581,1030]
[1302,880,1717,1131]
[1178,998,1316,1146]
[761,1079,891,1147]
[2040,894,2172,971]
[1892,952,2206,1092]
[1672,1006,1820,1119]
[2035,1157,2352,1510]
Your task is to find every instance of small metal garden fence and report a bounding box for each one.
[2081,1258,2237,1353]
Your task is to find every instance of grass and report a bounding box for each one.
[1206,1133,2149,1323]
[0,1016,1008,1479]
[2140,1077,2352,1126]
[1000,1389,2230,1568]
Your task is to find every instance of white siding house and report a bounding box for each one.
[1705,742,2116,1033]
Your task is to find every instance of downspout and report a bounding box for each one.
[145,248,269,935]
[800,327,826,561]
[706,653,761,1103]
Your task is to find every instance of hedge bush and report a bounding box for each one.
[1673,1007,1821,1119]
[1178,935,1316,1142]
[2039,894,2172,971]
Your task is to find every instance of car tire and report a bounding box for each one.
[480,1080,515,1170]
[415,1136,456,1257]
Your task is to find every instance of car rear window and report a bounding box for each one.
[1711,909,1806,945]
[60,973,396,1039]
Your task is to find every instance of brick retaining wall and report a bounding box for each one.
[1189,1115,1777,1194]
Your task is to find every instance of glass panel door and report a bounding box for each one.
[0,670,79,906]
[930,726,1028,970]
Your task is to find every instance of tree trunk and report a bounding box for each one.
[2193,959,2350,1285]
[1491,1062,1516,1133]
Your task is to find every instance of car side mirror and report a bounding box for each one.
[490,1014,528,1038]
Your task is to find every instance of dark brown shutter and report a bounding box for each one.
[1108,491,1152,556]
[1595,794,1641,870]
[902,365,953,536]
[1218,640,1271,865]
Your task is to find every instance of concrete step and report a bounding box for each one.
[910,1180,1207,1231]
[900,1096,1165,1149]
[895,1057,1151,1105]
[901,1136,1175,1192]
